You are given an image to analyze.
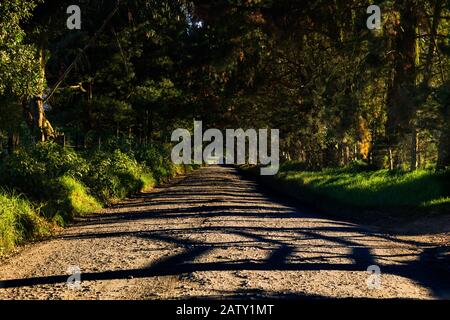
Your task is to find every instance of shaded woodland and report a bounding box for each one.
[0,0,449,170]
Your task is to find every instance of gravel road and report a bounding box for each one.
[0,166,449,300]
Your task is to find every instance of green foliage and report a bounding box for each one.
[0,143,101,225]
[0,98,23,133]
[0,190,50,255]
[0,140,194,254]
[0,141,183,214]
[0,0,43,98]
[135,143,178,183]
[44,176,102,225]
[30,143,90,179]
[273,163,450,213]
[85,149,156,204]
[89,96,134,134]
[0,142,89,200]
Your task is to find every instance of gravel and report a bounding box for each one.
[0,166,448,300]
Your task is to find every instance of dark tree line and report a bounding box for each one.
[1,0,449,170]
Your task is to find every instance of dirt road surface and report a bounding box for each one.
[0,166,449,300]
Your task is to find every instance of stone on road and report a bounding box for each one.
[0,166,449,299]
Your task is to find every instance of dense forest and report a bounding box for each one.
[0,0,449,253]
[1,0,449,168]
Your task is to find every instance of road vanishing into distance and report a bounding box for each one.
[0,166,449,299]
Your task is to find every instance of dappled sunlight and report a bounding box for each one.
[0,166,448,300]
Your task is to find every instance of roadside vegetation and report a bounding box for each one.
[0,191,52,255]
[1,1,449,251]
[0,140,197,255]
[243,162,450,220]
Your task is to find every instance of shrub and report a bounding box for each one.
[28,142,89,179]
[0,143,100,223]
[0,143,89,201]
[0,148,49,200]
[0,140,197,253]
[84,149,156,204]
[136,143,178,183]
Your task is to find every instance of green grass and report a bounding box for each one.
[140,172,157,192]
[0,191,51,255]
[59,176,102,216]
[279,168,449,208]
[244,162,450,216]
[39,176,103,226]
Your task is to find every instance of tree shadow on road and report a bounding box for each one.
[1,167,449,299]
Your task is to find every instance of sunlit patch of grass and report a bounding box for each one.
[140,172,157,192]
[274,163,450,212]
[0,191,51,255]
[421,197,450,208]
[59,176,102,216]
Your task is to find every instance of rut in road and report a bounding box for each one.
[0,166,449,299]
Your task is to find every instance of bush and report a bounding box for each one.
[0,140,197,254]
[136,143,179,183]
[0,148,49,200]
[0,143,89,201]
[84,149,156,204]
[0,143,101,223]
[28,142,89,179]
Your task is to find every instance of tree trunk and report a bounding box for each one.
[344,145,350,165]
[437,109,450,170]
[437,133,450,170]
[22,41,57,143]
[389,148,394,170]
[23,96,55,142]
[410,128,419,171]
[7,131,19,154]
[385,0,418,163]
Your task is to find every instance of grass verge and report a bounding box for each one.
[240,162,450,223]
[0,191,51,255]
